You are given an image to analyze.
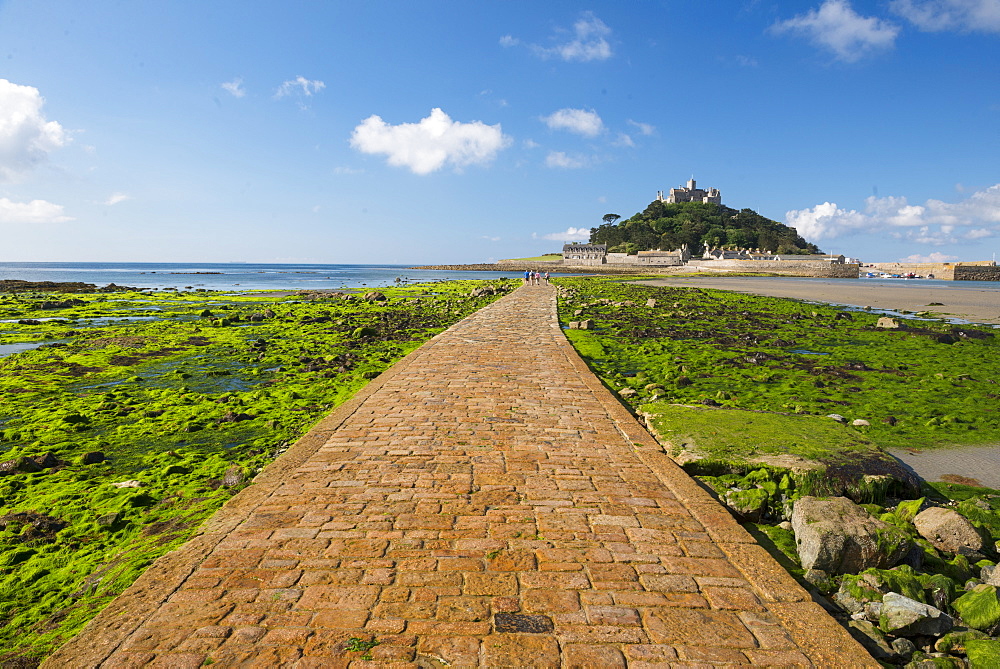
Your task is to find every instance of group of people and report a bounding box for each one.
[523,269,549,285]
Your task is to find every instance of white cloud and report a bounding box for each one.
[332,166,364,175]
[899,251,959,262]
[221,77,246,98]
[965,228,994,239]
[535,227,591,242]
[0,79,67,182]
[482,235,501,242]
[104,192,129,206]
[612,133,635,148]
[275,76,325,99]
[349,108,510,175]
[546,12,613,61]
[506,12,613,62]
[897,226,958,245]
[541,108,604,137]
[627,120,656,136]
[890,0,1000,32]
[786,183,1000,244]
[0,197,73,224]
[785,201,870,240]
[545,151,590,169]
[771,0,900,62]
[736,55,760,67]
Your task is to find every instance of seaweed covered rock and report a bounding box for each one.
[0,457,42,475]
[966,639,1000,667]
[952,584,1000,632]
[222,466,246,487]
[914,507,985,554]
[792,496,912,574]
[79,451,105,465]
[935,629,990,654]
[879,592,953,637]
[724,487,769,522]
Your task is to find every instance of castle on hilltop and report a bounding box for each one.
[656,178,721,205]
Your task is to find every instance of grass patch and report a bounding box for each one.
[554,276,1000,454]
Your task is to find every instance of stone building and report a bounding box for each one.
[562,243,607,266]
[656,178,721,205]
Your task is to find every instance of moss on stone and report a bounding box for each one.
[953,585,1000,631]
[935,629,989,654]
[966,639,1000,667]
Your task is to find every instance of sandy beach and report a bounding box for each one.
[635,276,1000,326]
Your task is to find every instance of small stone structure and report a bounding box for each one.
[564,243,690,266]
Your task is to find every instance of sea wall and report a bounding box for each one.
[686,260,860,278]
[954,265,1000,281]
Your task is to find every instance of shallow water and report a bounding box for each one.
[0,261,554,291]
[0,341,51,358]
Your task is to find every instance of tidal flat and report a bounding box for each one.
[0,280,511,663]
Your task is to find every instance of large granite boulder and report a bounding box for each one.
[913,506,984,554]
[791,496,911,574]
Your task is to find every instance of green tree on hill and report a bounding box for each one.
[590,201,821,255]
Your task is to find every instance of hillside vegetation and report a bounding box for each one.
[590,201,822,255]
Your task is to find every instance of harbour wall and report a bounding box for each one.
[685,260,860,278]
[869,261,999,281]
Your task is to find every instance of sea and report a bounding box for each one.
[0,261,554,292]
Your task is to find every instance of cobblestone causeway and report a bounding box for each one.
[46,284,876,667]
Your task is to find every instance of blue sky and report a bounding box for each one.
[0,0,997,264]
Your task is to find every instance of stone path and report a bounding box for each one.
[46,284,875,667]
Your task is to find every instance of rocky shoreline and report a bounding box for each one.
[0,280,142,293]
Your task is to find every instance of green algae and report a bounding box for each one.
[966,639,1000,667]
[554,276,1000,454]
[953,585,1000,631]
[554,276,1000,498]
[0,280,512,664]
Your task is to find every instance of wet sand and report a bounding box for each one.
[635,276,1000,325]
[890,445,1000,490]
